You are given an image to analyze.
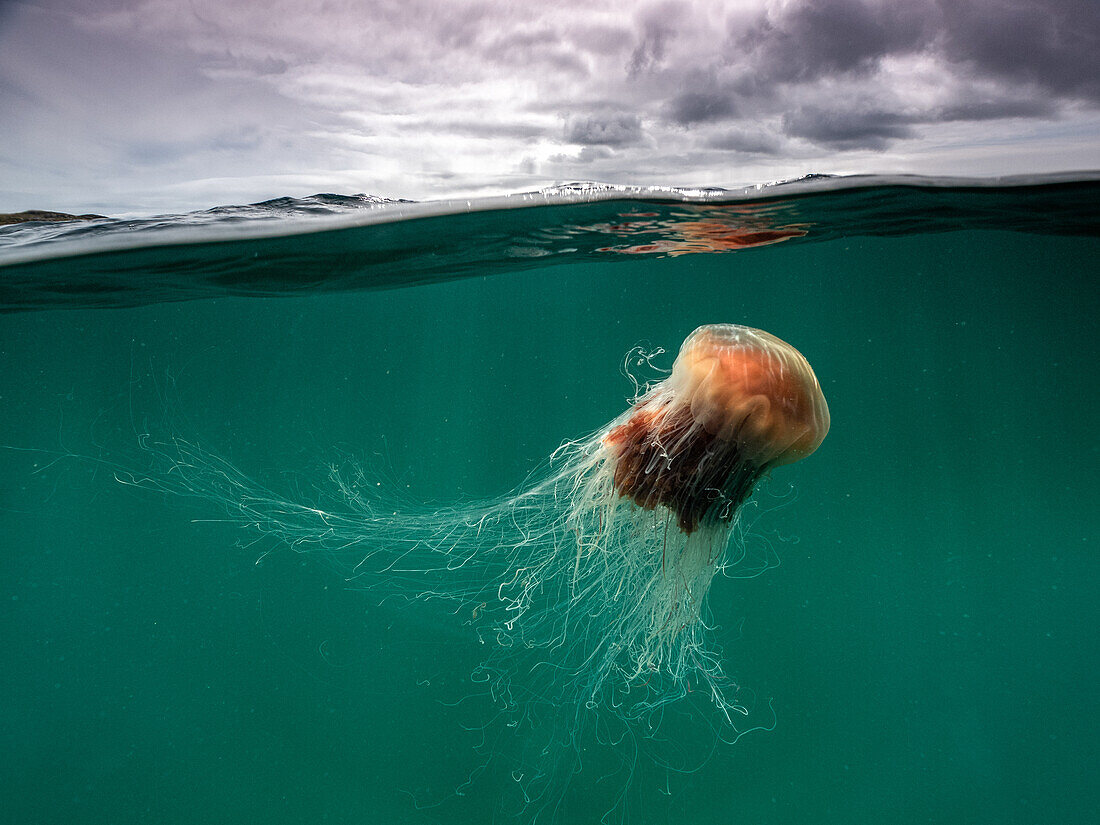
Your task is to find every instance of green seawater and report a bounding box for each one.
[1,180,1098,824]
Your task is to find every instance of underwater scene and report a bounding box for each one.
[1,175,1098,825]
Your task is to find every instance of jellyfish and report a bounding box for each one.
[126,323,829,816]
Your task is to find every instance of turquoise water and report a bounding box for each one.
[1,177,1098,824]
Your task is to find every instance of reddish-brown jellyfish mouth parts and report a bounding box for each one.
[603,401,764,534]
[603,323,830,534]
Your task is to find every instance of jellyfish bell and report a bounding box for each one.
[674,324,830,463]
[603,324,830,532]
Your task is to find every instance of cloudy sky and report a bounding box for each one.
[1,0,1097,215]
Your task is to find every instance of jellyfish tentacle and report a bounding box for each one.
[125,323,828,819]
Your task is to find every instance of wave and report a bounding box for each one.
[1,172,1097,311]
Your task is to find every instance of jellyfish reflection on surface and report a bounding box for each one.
[132,323,829,817]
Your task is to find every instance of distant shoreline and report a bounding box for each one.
[0,210,108,226]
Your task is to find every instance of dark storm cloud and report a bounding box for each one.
[720,0,1099,102]
[666,90,738,125]
[565,114,644,147]
[578,145,615,162]
[936,97,1057,122]
[780,87,1059,150]
[627,0,683,76]
[730,0,933,84]
[656,0,1100,151]
[703,128,783,155]
[782,106,917,151]
[938,0,1100,103]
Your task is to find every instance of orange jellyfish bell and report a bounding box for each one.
[604,324,830,532]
